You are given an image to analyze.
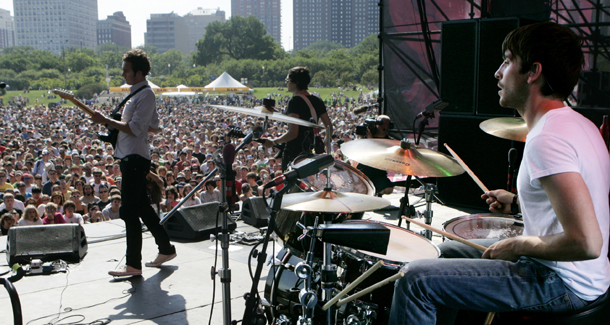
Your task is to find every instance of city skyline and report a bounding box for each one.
[0,0,294,51]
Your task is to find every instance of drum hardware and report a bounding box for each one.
[314,223,391,255]
[479,117,528,142]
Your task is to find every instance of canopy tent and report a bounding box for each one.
[110,80,163,93]
[203,72,250,93]
[159,91,197,97]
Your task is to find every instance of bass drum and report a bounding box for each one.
[274,155,375,255]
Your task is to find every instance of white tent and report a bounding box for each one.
[118,80,160,89]
[203,72,249,93]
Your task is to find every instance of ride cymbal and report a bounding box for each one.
[341,139,464,177]
[281,190,391,213]
[210,105,321,128]
[479,117,528,142]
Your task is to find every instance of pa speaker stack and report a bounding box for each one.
[438,18,535,209]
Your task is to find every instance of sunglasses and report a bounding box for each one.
[99,190,108,193]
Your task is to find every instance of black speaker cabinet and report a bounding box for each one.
[241,197,269,228]
[162,202,237,241]
[6,224,88,265]
[440,20,478,115]
[441,18,536,117]
[437,114,524,210]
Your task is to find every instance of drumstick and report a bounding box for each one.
[403,217,488,252]
[444,143,489,193]
[336,272,404,307]
[322,260,384,310]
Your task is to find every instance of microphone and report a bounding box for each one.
[0,82,6,89]
[416,99,449,119]
[223,144,237,207]
[264,154,334,189]
[507,148,517,192]
[352,104,378,115]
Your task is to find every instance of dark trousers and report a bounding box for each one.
[120,154,175,269]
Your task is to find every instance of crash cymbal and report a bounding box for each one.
[281,190,391,213]
[340,139,465,177]
[210,105,321,128]
[479,117,528,142]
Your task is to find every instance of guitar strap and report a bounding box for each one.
[111,84,150,116]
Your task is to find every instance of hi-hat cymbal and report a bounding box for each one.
[479,117,528,142]
[340,139,465,177]
[281,190,391,213]
[210,105,321,128]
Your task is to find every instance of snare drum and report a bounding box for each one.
[339,220,440,323]
[442,213,524,240]
[274,155,376,254]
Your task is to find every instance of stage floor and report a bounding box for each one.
[0,191,485,325]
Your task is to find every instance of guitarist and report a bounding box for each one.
[91,49,176,277]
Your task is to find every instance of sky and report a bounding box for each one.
[0,0,294,51]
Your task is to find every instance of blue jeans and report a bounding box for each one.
[120,154,175,270]
[389,239,589,324]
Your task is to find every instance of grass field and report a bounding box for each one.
[1,86,378,108]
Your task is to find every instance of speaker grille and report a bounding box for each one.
[178,202,220,231]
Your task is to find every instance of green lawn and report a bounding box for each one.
[1,86,378,108]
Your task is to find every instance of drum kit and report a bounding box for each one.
[207,103,528,325]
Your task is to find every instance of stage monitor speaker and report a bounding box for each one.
[6,224,88,265]
[437,114,524,210]
[440,20,478,115]
[162,202,237,241]
[241,197,269,228]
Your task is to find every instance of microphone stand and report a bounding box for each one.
[243,182,293,325]
[160,129,260,325]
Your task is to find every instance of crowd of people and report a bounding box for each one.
[0,83,377,236]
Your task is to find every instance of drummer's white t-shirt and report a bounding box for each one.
[518,107,610,301]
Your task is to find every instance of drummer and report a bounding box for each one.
[390,22,609,324]
[262,66,333,171]
[356,115,394,195]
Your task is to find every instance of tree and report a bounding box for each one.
[193,15,285,66]
[65,51,99,73]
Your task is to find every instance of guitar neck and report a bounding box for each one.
[68,98,96,116]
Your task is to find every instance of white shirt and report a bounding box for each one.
[64,213,84,225]
[519,107,610,300]
[114,81,158,160]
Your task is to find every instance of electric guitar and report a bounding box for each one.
[53,89,120,147]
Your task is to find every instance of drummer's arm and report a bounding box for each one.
[320,112,333,136]
[482,172,603,262]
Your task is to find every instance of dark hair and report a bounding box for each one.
[122,49,151,77]
[288,66,311,91]
[502,22,583,99]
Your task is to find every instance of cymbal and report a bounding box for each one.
[479,117,528,142]
[210,105,321,128]
[281,190,391,213]
[340,139,465,177]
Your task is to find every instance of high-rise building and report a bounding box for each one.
[145,12,190,54]
[13,0,98,55]
[0,9,15,50]
[184,8,226,54]
[293,0,378,51]
[232,0,281,45]
[98,12,131,48]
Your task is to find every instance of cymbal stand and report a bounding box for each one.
[243,183,293,325]
[294,216,321,325]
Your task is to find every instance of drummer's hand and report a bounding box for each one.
[262,139,274,148]
[481,189,513,214]
[482,237,523,261]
